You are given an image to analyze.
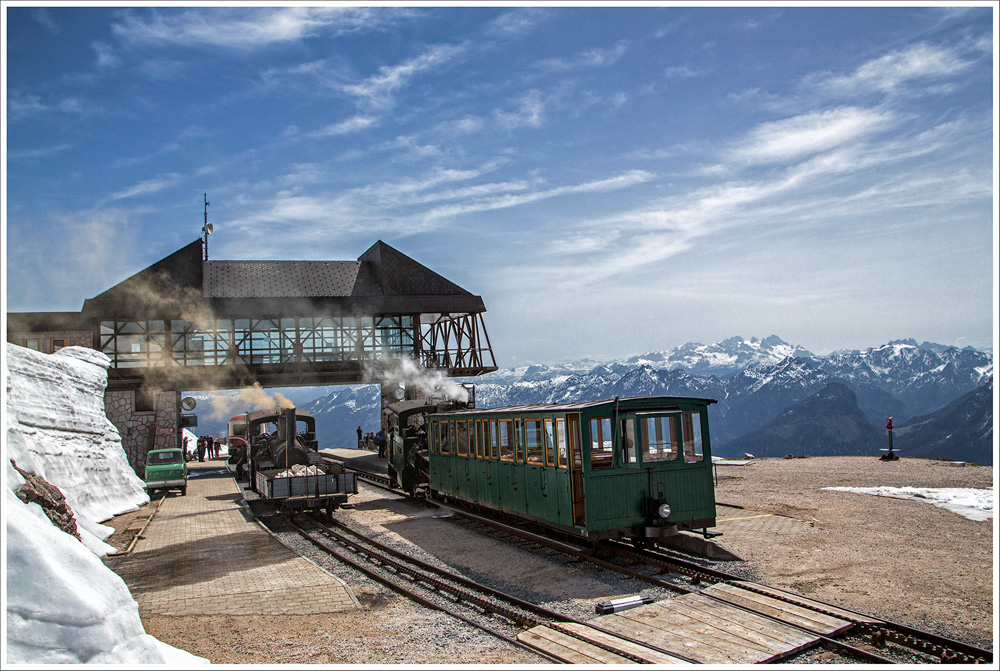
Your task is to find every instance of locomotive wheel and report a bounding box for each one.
[387,465,397,487]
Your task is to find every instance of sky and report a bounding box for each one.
[3,2,997,367]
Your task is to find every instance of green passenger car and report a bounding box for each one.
[425,396,718,542]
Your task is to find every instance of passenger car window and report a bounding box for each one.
[543,419,555,467]
[621,419,637,464]
[457,421,469,456]
[555,418,567,468]
[514,419,525,462]
[642,415,678,462]
[682,412,704,463]
[498,420,513,461]
[440,422,451,454]
[525,419,544,464]
[590,417,613,469]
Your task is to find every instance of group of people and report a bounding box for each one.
[195,434,220,462]
[357,426,387,458]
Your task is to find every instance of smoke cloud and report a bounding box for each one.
[364,356,469,403]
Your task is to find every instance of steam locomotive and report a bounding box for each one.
[235,406,357,513]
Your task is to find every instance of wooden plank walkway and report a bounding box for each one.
[592,595,820,664]
[702,583,853,635]
[731,581,883,625]
[518,626,638,664]
[517,583,873,664]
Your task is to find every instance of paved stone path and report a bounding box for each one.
[109,458,359,617]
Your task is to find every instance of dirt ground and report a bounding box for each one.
[711,455,994,650]
[101,455,994,663]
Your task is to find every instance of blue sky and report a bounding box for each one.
[4,4,996,366]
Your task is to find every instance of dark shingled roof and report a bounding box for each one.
[79,239,485,318]
[204,261,362,298]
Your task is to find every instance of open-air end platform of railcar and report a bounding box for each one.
[106,457,360,618]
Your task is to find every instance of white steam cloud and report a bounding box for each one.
[364,356,469,403]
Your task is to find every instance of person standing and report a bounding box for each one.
[357,426,363,449]
[206,434,215,460]
[197,436,206,462]
[376,428,387,458]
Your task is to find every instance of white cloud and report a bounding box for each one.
[538,41,628,72]
[92,41,121,69]
[107,174,183,201]
[495,90,546,129]
[111,7,392,49]
[344,43,465,111]
[816,43,971,95]
[310,115,377,138]
[722,107,893,167]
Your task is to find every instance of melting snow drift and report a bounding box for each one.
[5,343,207,664]
[823,486,994,521]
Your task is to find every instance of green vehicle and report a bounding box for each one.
[386,396,718,547]
[144,447,188,496]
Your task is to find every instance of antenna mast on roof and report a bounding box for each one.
[202,193,213,261]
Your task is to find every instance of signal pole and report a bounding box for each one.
[203,194,211,261]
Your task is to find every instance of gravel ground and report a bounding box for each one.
[101,455,994,663]
[711,455,994,652]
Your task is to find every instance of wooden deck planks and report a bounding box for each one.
[554,622,687,664]
[596,608,739,665]
[517,625,638,664]
[520,582,866,665]
[594,593,824,664]
[649,597,816,652]
[731,581,883,625]
[702,583,852,635]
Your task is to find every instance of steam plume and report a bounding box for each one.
[364,356,469,403]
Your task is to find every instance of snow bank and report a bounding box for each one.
[823,486,994,521]
[4,343,207,664]
[6,344,148,554]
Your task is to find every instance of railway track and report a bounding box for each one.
[330,459,992,664]
[287,513,696,664]
[603,541,993,664]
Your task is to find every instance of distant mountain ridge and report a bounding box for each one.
[287,335,994,464]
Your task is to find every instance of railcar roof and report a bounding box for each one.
[431,396,717,417]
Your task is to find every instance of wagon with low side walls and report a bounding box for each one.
[244,406,359,515]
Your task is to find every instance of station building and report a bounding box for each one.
[7,239,496,474]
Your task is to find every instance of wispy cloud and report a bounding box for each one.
[91,41,121,69]
[111,7,396,49]
[538,41,628,72]
[6,92,98,120]
[814,43,971,96]
[722,106,893,167]
[107,174,184,201]
[31,8,60,35]
[495,90,546,129]
[309,115,377,138]
[7,144,73,160]
[344,43,465,111]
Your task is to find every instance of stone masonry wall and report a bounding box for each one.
[105,390,181,476]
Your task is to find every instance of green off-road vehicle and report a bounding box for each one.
[144,447,188,496]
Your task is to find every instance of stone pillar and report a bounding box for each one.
[104,389,181,476]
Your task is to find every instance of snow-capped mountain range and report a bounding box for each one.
[197,335,994,463]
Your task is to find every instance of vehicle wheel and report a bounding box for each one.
[387,465,397,487]
[180,486,187,496]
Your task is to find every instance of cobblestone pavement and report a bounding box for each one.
[106,458,360,617]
